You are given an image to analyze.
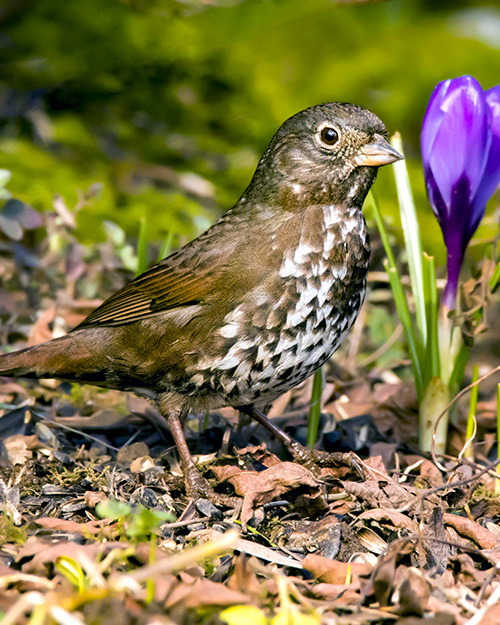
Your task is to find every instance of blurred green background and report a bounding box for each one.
[1,0,499,263]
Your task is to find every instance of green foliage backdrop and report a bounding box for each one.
[1,0,499,260]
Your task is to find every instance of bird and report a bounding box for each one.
[0,102,402,501]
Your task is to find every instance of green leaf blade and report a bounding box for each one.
[391,133,427,345]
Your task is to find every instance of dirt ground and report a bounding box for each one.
[2,202,500,624]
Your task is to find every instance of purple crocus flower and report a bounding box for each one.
[421,76,500,309]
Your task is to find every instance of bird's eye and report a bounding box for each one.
[319,126,339,146]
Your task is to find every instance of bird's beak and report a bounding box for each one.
[352,134,403,167]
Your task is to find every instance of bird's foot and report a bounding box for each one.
[162,405,240,508]
[288,441,365,479]
[237,405,365,479]
[184,464,241,509]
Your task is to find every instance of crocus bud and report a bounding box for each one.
[421,76,500,309]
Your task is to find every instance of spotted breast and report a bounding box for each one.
[187,201,370,407]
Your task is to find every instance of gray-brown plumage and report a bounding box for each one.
[0,103,402,499]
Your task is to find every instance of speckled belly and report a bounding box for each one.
[211,281,366,406]
[182,204,370,407]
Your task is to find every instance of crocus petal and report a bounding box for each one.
[485,85,500,185]
[421,75,500,309]
[426,76,491,213]
[421,78,465,166]
[469,86,500,235]
[421,81,450,165]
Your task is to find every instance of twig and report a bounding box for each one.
[466,582,500,625]
[33,411,121,452]
[359,323,403,367]
[161,517,210,529]
[120,529,239,583]
[394,456,500,514]
[474,560,500,608]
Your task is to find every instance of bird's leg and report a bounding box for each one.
[239,405,364,477]
[161,405,239,506]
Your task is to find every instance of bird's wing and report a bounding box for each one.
[74,257,217,329]
[75,208,291,330]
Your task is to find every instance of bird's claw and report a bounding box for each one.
[184,465,241,508]
[288,443,365,479]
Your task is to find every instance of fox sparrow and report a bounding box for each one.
[0,103,402,500]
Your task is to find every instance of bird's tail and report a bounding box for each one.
[0,332,103,383]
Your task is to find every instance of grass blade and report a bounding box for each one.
[368,191,424,398]
[158,230,174,262]
[423,253,440,381]
[136,217,148,277]
[385,263,423,399]
[448,341,469,394]
[490,261,500,293]
[366,190,398,268]
[391,133,427,344]
[307,367,324,448]
[464,364,479,459]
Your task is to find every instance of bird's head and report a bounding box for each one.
[247,102,402,208]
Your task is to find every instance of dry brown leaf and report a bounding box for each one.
[152,575,177,602]
[19,541,102,574]
[130,455,155,472]
[234,443,282,467]
[372,551,397,606]
[27,304,57,346]
[84,491,108,508]
[267,389,293,418]
[443,513,500,549]
[364,455,391,481]
[329,498,356,515]
[370,382,419,445]
[394,567,430,617]
[211,464,244,482]
[286,516,341,559]
[382,482,418,509]
[395,614,456,625]
[33,516,117,537]
[356,508,419,533]
[4,434,38,465]
[165,578,250,608]
[415,596,460,624]
[185,528,226,545]
[448,554,488,585]
[227,555,263,601]
[116,441,150,464]
[302,554,371,584]
[311,582,361,603]
[480,603,500,625]
[417,458,443,487]
[341,479,392,507]
[214,461,320,526]
[228,462,319,527]
[0,382,31,399]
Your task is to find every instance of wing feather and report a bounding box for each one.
[74,207,289,330]
[75,261,213,328]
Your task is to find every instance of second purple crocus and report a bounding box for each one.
[421,75,500,309]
